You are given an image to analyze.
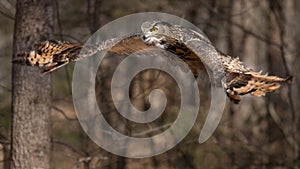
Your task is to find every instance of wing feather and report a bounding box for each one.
[182,34,291,103]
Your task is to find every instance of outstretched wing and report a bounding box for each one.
[13,33,203,74]
[13,34,151,73]
[183,36,291,103]
[13,40,83,73]
[222,57,292,103]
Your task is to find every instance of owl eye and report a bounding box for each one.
[150,26,158,32]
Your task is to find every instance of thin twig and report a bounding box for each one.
[0,9,13,20]
[54,0,63,40]
[51,105,77,121]
[268,3,299,167]
[132,123,172,137]
[53,33,83,43]
[198,0,282,48]
[52,138,84,156]
[0,83,11,92]
[271,5,299,163]
[268,102,295,148]
[0,133,9,144]
[64,66,72,95]
[86,0,101,34]
[0,0,15,13]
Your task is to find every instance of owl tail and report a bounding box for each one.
[225,71,293,104]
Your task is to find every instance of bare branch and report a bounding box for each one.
[0,8,13,20]
[268,102,296,148]
[64,66,72,95]
[0,0,15,13]
[52,138,84,156]
[270,4,299,162]
[53,33,83,43]
[132,123,172,137]
[0,83,11,92]
[198,0,282,48]
[51,106,77,121]
[86,0,101,34]
[54,0,63,40]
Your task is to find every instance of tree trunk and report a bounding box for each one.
[11,0,54,169]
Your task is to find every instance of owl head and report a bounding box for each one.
[141,21,172,48]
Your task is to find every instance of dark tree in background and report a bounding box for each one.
[11,0,54,168]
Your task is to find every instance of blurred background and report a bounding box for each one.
[0,0,299,168]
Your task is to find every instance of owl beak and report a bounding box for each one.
[142,34,151,43]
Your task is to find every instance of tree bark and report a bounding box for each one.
[11,0,54,169]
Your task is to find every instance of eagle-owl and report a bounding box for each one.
[13,21,292,103]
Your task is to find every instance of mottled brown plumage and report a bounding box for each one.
[12,21,291,103]
[13,40,82,73]
[220,56,292,103]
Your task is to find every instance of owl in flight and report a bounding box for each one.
[13,21,292,103]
